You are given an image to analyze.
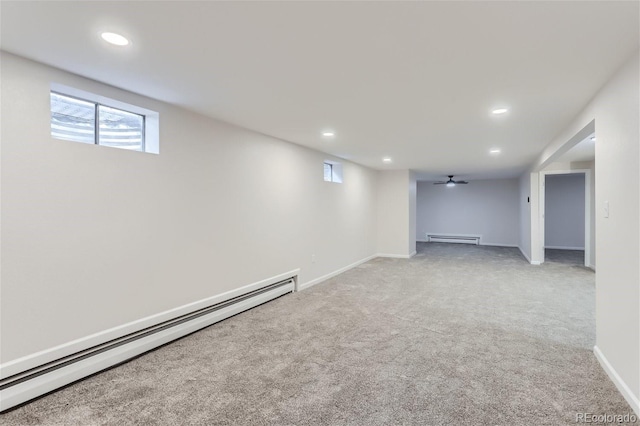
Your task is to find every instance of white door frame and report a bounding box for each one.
[539,169,591,267]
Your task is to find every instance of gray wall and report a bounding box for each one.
[416,178,519,246]
[544,173,585,249]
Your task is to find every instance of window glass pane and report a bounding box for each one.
[324,163,333,181]
[50,93,95,144]
[98,105,144,151]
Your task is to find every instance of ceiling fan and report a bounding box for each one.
[434,175,469,187]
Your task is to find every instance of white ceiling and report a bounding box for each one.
[1,1,638,180]
[556,134,596,164]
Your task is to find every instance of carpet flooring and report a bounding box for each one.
[2,243,635,425]
[545,248,585,266]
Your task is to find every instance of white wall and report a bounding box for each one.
[574,160,597,268]
[376,170,415,257]
[592,54,639,410]
[544,173,585,249]
[416,178,519,246]
[408,172,417,255]
[0,53,379,365]
[587,161,596,268]
[526,51,639,411]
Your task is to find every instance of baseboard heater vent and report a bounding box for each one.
[0,276,295,412]
[426,233,480,245]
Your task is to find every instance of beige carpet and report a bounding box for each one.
[2,243,636,425]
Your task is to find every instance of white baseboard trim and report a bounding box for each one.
[298,250,421,292]
[480,242,519,248]
[518,246,531,262]
[588,264,596,271]
[297,254,377,292]
[518,246,541,265]
[544,246,585,250]
[377,253,414,259]
[594,345,640,416]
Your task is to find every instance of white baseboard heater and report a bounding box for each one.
[0,276,295,412]
[426,233,480,245]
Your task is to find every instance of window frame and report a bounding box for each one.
[323,160,343,183]
[51,91,147,152]
[50,83,159,154]
[323,162,333,182]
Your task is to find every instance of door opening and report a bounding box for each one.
[539,170,592,268]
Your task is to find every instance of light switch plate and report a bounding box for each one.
[604,201,609,218]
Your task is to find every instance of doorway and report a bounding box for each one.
[539,170,592,268]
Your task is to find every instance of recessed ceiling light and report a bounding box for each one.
[490,149,501,154]
[492,108,508,115]
[382,157,392,163]
[322,131,335,137]
[101,32,129,46]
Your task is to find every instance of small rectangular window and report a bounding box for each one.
[323,161,343,183]
[50,86,159,154]
[324,162,333,182]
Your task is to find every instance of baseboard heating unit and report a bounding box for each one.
[0,274,296,412]
[426,233,480,245]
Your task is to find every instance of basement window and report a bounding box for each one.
[50,84,159,154]
[323,160,343,183]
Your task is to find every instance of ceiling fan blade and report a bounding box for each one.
[455,181,469,184]
[433,182,447,185]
